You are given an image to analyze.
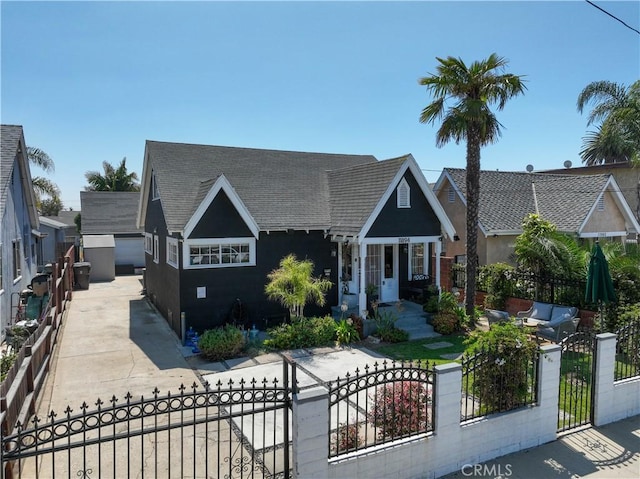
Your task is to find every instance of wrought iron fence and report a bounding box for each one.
[327,360,435,458]
[614,318,640,381]
[1,376,293,479]
[461,346,539,422]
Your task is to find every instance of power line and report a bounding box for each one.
[585,0,640,35]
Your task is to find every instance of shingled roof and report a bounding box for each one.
[81,191,142,235]
[443,168,614,233]
[141,141,382,234]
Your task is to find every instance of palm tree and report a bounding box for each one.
[85,157,140,192]
[27,146,62,212]
[577,80,640,165]
[265,254,333,319]
[419,54,526,318]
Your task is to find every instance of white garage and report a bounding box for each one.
[115,237,145,267]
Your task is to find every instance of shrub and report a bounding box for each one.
[432,311,460,335]
[335,318,360,345]
[198,325,246,361]
[1,353,17,382]
[376,326,409,343]
[464,322,538,412]
[479,263,514,311]
[368,381,430,439]
[263,316,336,350]
[332,421,361,454]
[349,313,364,339]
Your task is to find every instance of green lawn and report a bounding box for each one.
[370,334,469,365]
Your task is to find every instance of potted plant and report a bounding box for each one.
[365,283,379,316]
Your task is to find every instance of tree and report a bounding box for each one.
[419,54,526,318]
[39,196,64,216]
[577,80,640,165]
[27,146,63,213]
[265,254,333,319]
[85,157,140,192]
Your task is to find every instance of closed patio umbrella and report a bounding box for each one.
[585,242,616,322]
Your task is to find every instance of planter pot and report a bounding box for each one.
[363,319,378,338]
[343,293,358,309]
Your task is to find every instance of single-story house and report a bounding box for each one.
[0,125,41,337]
[38,216,79,267]
[80,191,145,272]
[137,141,455,335]
[433,168,640,266]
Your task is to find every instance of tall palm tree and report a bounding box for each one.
[27,146,62,212]
[577,80,640,165]
[85,157,140,192]
[419,54,526,317]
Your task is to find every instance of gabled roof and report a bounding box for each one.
[80,191,142,235]
[138,141,377,233]
[435,168,640,235]
[43,210,79,227]
[39,216,68,229]
[1,124,39,228]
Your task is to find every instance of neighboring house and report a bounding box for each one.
[433,168,640,266]
[39,215,79,266]
[80,191,145,271]
[137,141,455,335]
[544,162,640,239]
[0,125,41,337]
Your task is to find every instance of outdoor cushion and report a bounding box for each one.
[549,306,578,324]
[529,302,553,321]
[547,312,573,328]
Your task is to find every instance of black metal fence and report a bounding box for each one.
[1,375,293,479]
[461,347,540,421]
[327,360,435,458]
[614,319,640,381]
[558,331,597,432]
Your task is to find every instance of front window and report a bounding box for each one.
[411,243,425,276]
[153,235,159,263]
[167,237,179,268]
[144,233,153,254]
[184,238,255,269]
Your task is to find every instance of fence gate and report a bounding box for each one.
[557,331,597,432]
[1,361,295,479]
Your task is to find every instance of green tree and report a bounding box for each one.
[27,146,62,212]
[265,254,333,319]
[577,80,640,165]
[419,53,526,318]
[85,157,140,191]
[39,196,64,216]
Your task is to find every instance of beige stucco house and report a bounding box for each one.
[433,168,640,266]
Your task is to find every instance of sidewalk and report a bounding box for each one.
[37,274,198,416]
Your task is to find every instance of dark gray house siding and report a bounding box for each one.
[367,171,441,238]
[189,191,253,239]
[178,230,338,333]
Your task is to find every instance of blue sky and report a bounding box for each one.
[2,1,638,211]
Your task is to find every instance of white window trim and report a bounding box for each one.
[144,232,153,254]
[151,172,160,201]
[153,235,159,264]
[166,237,179,269]
[183,237,256,270]
[397,178,410,208]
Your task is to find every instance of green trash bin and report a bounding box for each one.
[73,262,91,289]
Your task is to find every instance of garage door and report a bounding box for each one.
[115,237,145,267]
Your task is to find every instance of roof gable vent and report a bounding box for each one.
[397,178,410,208]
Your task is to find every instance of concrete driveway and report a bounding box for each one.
[37,274,199,416]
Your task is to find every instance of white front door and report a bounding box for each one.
[380,244,398,302]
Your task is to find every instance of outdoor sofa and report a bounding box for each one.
[517,301,580,342]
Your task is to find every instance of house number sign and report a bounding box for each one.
[398,237,410,244]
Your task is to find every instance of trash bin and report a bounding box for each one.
[73,262,91,289]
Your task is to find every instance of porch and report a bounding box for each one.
[331,300,440,341]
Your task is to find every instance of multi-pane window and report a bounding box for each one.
[167,237,179,268]
[411,243,425,276]
[144,233,153,254]
[185,238,255,269]
[13,239,21,279]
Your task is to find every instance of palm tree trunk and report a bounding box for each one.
[465,127,481,319]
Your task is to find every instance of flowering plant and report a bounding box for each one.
[335,318,360,345]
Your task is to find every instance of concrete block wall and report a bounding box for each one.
[292,335,638,479]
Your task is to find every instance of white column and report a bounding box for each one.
[592,332,617,426]
[292,386,329,479]
[435,239,442,293]
[359,242,367,315]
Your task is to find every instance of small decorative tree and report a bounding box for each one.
[265,254,333,319]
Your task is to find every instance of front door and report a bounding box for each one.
[380,245,397,302]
